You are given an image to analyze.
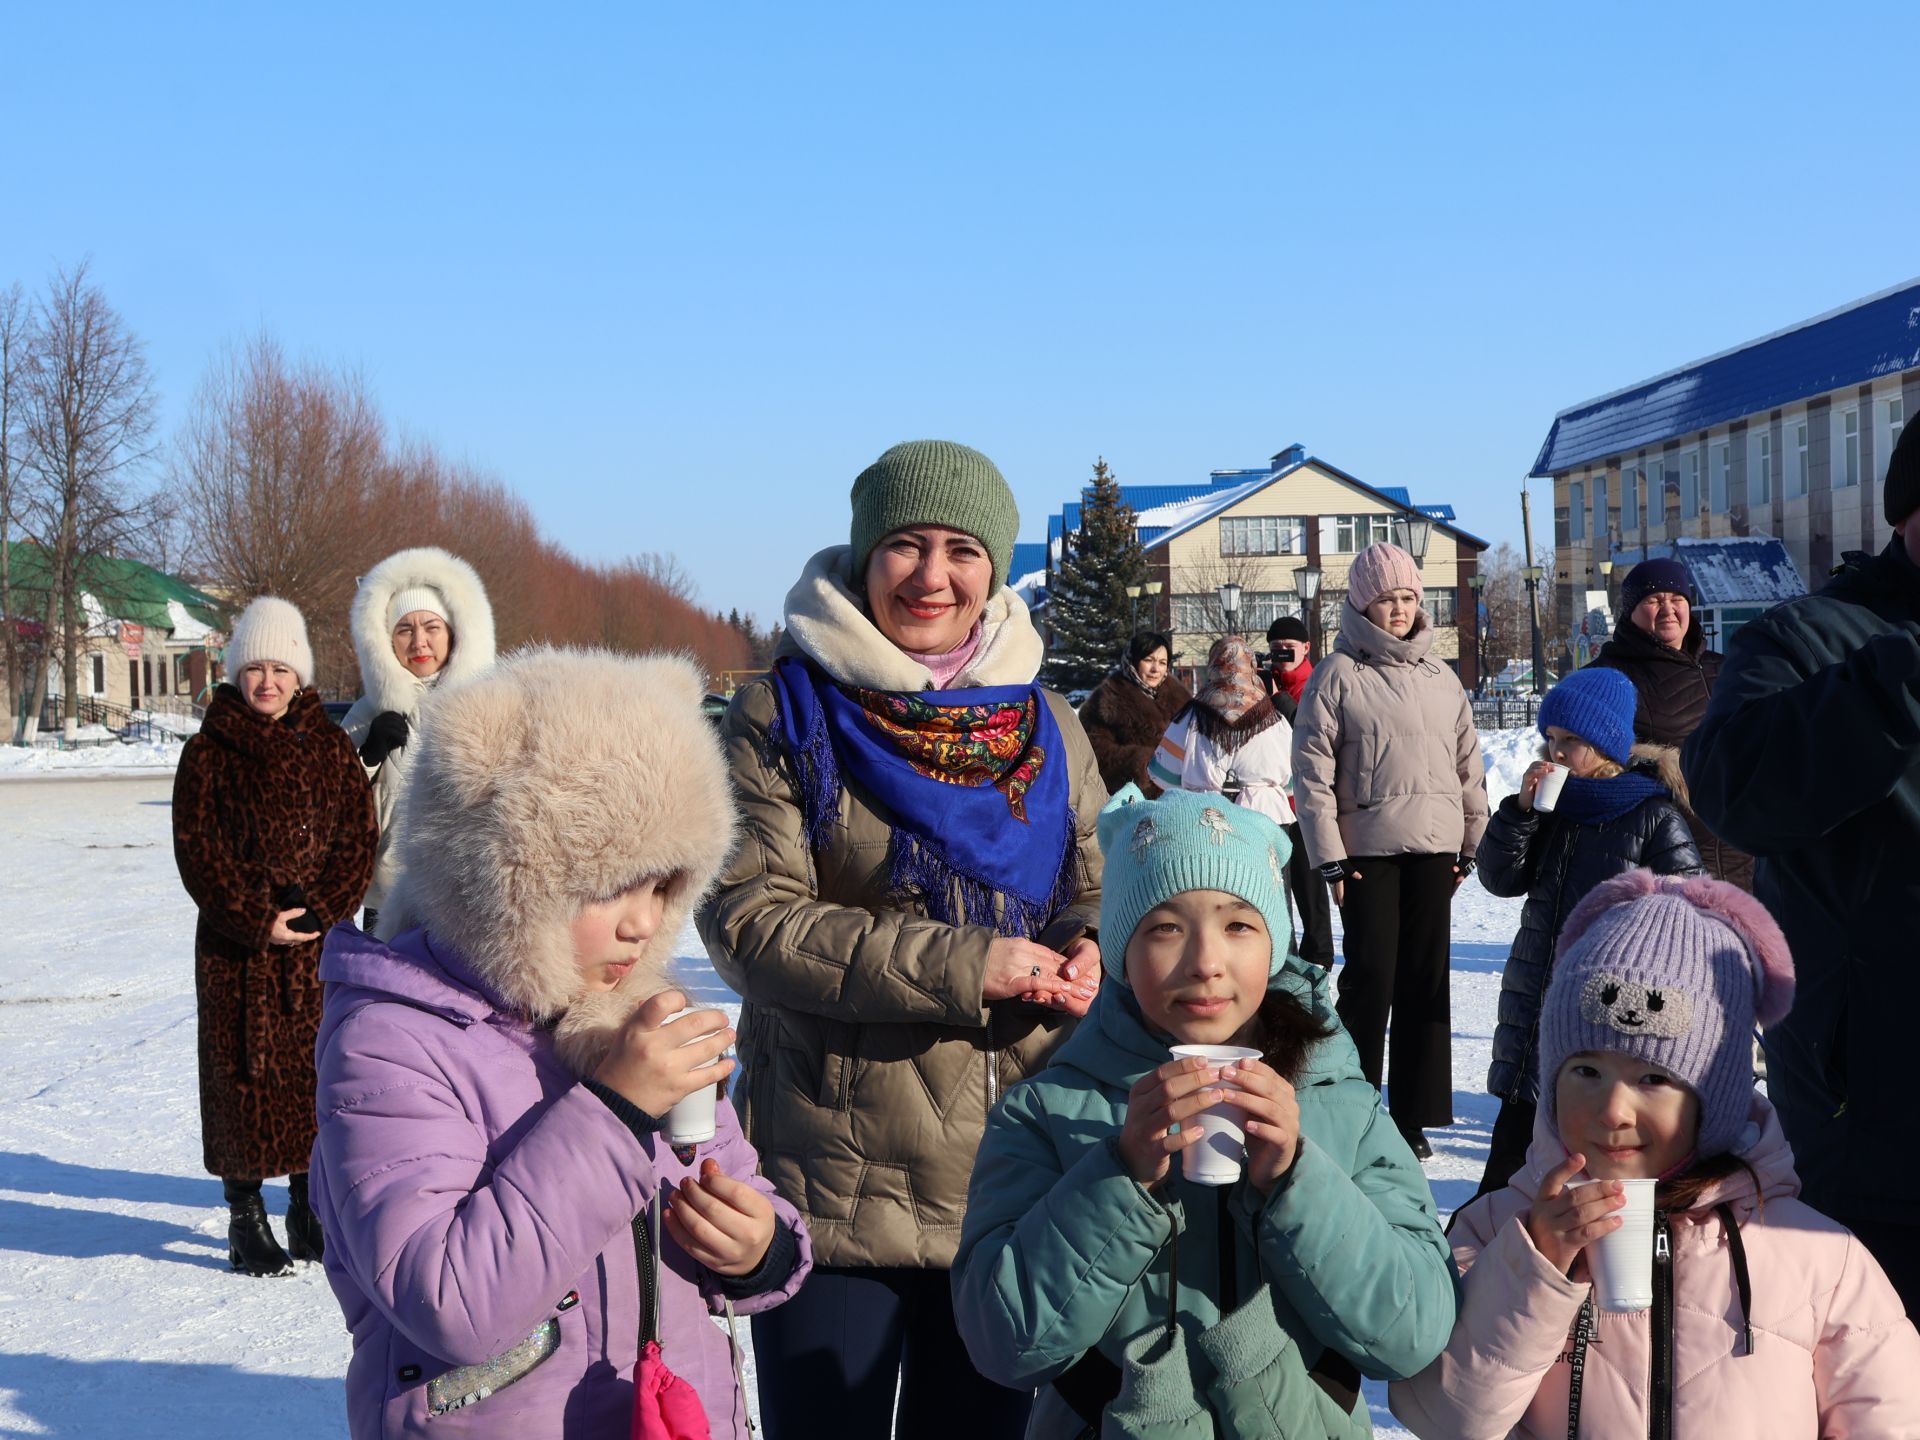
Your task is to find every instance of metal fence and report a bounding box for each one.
[1472,694,1545,730]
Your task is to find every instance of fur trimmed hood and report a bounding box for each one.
[778,544,1044,689]
[379,647,738,1076]
[1537,738,1691,808]
[350,547,497,716]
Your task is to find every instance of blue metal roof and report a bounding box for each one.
[1614,537,1807,607]
[1533,279,1920,476]
[1008,542,1049,581]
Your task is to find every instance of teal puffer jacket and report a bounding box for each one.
[953,955,1457,1438]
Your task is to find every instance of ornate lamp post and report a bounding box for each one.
[1216,581,1242,639]
[1292,564,1322,659]
[1522,564,1546,694]
[1125,583,1143,630]
[1393,513,1433,568]
[1465,572,1487,695]
[1142,579,1162,629]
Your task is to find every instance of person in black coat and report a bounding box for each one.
[1589,556,1753,889]
[1682,421,1920,1314]
[1473,667,1703,1196]
[1076,630,1190,799]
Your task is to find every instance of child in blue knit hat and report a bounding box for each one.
[952,786,1455,1438]
[1470,665,1706,1199]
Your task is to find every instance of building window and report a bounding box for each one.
[1840,409,1860,488]
[1591,474,1606,542]
[1318,589,1346,640]
[1428,590,1457,626]
[174,653,192,692]
[1711,442,1729,513]
[1569,481,1586,541]
[1791,421,1809,498]
[1172,594,1212,632]
[1240,592,1301,632]
[1623,466,1639,528]
[1219,515,1306,556]
[1326,514,1395,553]
[1682,451,1701,520]
[1754,431,1773,503]
[1892,395,1906,453]
[90,654,106,696]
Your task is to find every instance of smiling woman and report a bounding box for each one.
[696,439,1110,1440]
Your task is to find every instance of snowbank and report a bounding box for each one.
[1478,725,1539,806]
[0,737,186,775]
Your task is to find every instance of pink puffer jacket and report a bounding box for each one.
[1389,1096,1920,1438]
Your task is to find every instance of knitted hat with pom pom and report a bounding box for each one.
[1539,870,1795,1160]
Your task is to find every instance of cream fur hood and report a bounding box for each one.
[780,544,1043,688]
[349,546,497,716]
[379,647,738,1077]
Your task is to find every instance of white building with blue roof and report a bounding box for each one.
[1533,278,1920,642]
[1035,444,1489,686]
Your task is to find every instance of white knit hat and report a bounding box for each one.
[388,585,448,629]
[225,596,314,689]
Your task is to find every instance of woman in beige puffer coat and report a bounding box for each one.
[697,441,1107,1440]
[1290,541,1488,1157]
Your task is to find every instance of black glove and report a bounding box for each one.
[273,883,307,909]
[359,710,410,767]
[1317,860,1349,885]
[287,910,324,935]
[1453,852,1477,881]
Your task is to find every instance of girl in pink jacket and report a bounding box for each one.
[1390,869,1920,1439]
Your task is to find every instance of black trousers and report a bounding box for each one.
[1283,821,1335,966]
[1473,1098,1537,1200]
[751,1264,1032,1440]
[1335,852,1456,1132]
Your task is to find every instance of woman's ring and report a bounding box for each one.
[1031,965,1042,977]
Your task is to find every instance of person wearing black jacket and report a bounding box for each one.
[1263,615,1334,966]
[1682,420,1920,1313]
[1473,666,1703,1196]
[1589,556,1753,889]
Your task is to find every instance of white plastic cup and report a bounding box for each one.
[1571,1177,1656,1311]
[662,1013,729,1146]
[1532,762,1571,813]
[1169,1044,1263,1186]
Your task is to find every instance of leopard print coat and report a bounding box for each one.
[173,685,376,1180]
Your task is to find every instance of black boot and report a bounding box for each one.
[1397,1125,1433,1161]
[286,1172,324,1263]
[224,1179,293,1277]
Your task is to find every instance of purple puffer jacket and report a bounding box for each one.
[309,925,811,1439]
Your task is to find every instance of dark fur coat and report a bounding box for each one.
[1077,666,1191,799]
[172,685,376,1178]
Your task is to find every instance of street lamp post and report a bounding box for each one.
[1216,581,1242,639]
[1465,572,1487,695]
[1125,583,1143,630]
[1292,564,1322,660]
[1142,578,1162,630]
[1393,513,1433,568]
[1522,565,1546,695]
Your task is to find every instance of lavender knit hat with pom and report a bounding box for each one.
[1539,870,1796,1159]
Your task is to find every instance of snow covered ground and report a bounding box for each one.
[0,757,1530,1437]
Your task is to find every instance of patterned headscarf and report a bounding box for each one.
[1180,637,1281,754]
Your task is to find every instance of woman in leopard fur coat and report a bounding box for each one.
[172,596,377,1276]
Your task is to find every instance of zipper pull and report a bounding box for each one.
[1655,1227,1671,1263]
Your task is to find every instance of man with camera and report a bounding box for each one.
[1264,616,1334,966]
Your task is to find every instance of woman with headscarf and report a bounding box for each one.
[1589,555,1752,889]
[697,440,1108,1440]
[1076,629,1190,798]
[341,548,497,933]
[1290,542,1489,1158]
[172,596,376,1275]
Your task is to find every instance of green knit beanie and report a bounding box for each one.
[849,440,1020,591]
[1095,784,1295,984]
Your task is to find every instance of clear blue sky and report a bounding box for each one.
[6,2,1916,627]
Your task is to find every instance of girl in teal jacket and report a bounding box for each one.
[953,786,1457,1438]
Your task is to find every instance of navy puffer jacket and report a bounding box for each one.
[1476,754,1704,1103]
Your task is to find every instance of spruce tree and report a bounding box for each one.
[1041,458,1146,691]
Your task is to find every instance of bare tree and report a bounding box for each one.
[0,282,27,738]
[631,550,697,603]
[16,263,159,738]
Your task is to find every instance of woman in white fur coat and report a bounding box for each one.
[342,547,496,931]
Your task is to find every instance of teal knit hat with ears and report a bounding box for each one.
[1094,784,1295,985]
[849,440,1020,591]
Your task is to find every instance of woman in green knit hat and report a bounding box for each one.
[697,440,1111,1438]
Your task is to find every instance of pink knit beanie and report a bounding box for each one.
[1345,542,1423,609]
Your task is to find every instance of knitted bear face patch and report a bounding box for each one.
[1578,972,1694,1039]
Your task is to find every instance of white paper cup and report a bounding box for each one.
[1571,1177,1656,1311]
[665,1075,719,1146]
[1169,1044,1263,1186]
[1533,762,1571,813]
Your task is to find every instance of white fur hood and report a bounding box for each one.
[350,547,498,716]
[379,647,738,1076]
[779,543,1043,689]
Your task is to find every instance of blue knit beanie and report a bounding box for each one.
[1538,666,1638,765]
[1094,785,1294,984]
[1620,556,1695,613]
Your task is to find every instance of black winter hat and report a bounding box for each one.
[1621,556,1695,612]
[1266,615,1310,645]
[1885,419,1920,525]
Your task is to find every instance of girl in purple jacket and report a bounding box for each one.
[309,648,811,1439]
